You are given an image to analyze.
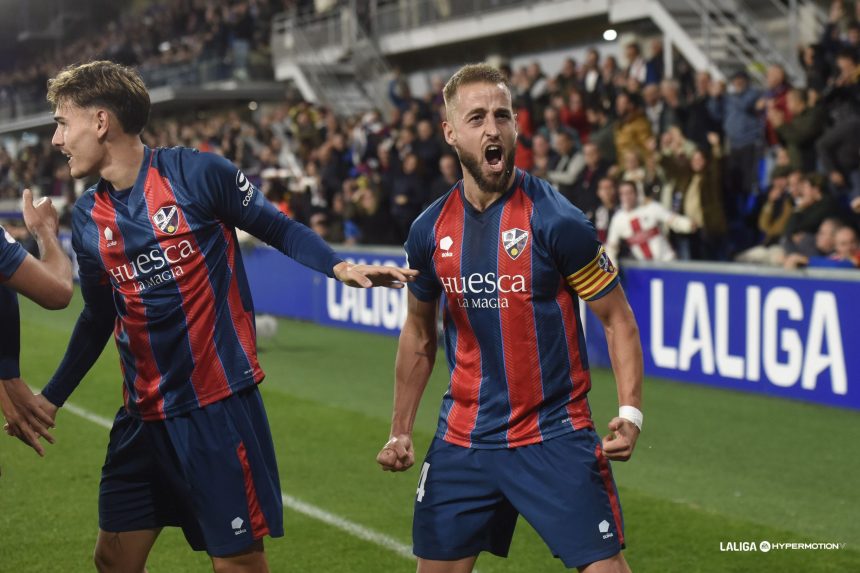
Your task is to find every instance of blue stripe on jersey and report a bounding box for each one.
[165,182,254,392]
[462,202,511,445]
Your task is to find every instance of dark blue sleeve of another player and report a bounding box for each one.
[41,208,117,407]
[0,285,20,379]
[194,152,343,278]
[0,225,28,281]
[404,215,441,302]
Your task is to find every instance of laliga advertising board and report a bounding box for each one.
[240,247,859,412]
[620,261,857,411]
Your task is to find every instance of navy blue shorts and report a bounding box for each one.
[412,429,625,569]
[99,385,284,557]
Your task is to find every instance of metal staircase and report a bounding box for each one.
[270,11,392,116]
[657,0,816,84]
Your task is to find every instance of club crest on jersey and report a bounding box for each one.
[152,205,179,235]
[501,228,528,260]
[598,251,615,274]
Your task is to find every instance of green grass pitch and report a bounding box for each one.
[1,290,858,572]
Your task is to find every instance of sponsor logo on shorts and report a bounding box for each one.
[231,516,247,536]
[599,519,614,540]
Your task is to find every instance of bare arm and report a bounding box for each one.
[587,285,643,461]
[376,291,439,472]
[5,190,72,309]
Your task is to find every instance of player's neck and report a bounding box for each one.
[462,171,516,213]
[100,138,146,191]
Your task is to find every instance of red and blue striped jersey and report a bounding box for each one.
[405,169,619,449]
[70,146,340,420]
[0,225,27,281]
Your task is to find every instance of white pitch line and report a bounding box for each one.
[59,399,415,562]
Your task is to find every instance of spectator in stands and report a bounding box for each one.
[526,61,551,122]
[645,38,664,85]
[538,106,579,150]
[758,167,795,246]
[783,217,843,268]
[594,177,618,244]
[799,43,831,93]
[711,70,763,216]
[606,180,696,263]
[660,133,728,259]
[556,57,580,94]
[735,166,794,263]
[546,131,583,201]
[600,55,622,105]
[564,90,590,142]
[614,91,653,168]
[390,152,425,243]
[817,49,860,198]
[624,41,647,84]
[429,154,460,205]
[761,65,792,147]
[769,88,824,173]
[529,134,560,179]
[413,119,444,184]
[643,82,679,138]
[829,225,860,267]
[782,174,841,260]
[567,143,610,220]
[586,105,616,164]
[580,48,604,107]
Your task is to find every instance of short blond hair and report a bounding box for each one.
[47,61,150,135]
[443,63,509,113]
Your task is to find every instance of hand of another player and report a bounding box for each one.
[601,417,639,462]
[333,261,418,289]
[21,188,60,239]
[376,434,415,472]
[0,379,56,457]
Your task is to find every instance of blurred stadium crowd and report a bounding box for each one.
[1,0,859,270]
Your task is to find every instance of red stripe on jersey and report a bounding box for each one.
[222,225,263,381]
[555,283,593,429]
[498,189,543,446]
[236,442,270,539]
[629,218,654,260]
[143,168,231,402]
[595,443,625,545]
[435,190,481,447]
[91,190,166,417]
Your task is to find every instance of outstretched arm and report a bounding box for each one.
[376,291,438,472]
[199,153,417,287]
[4,190,73,309]
[587,286,643,461]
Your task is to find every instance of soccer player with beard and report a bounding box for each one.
[11,60,416,573]
[376,64,644,573]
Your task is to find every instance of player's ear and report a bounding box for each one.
[442,121,456,146]
[94,109,110,139]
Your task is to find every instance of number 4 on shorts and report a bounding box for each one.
[416,462,430,502]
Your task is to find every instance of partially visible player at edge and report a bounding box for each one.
[0,191,73,455]
[6,60,417,573]
[376,63,643,573]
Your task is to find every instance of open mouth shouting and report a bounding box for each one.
[484,143,505,173]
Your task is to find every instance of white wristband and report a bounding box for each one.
[618,405,643,431]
